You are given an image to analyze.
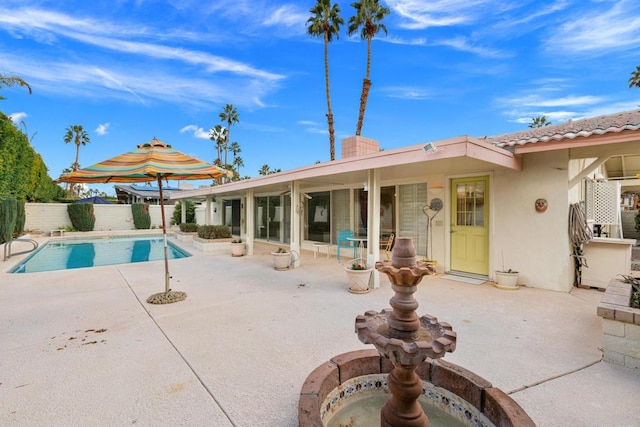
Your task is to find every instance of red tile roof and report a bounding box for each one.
[485,109,640,148]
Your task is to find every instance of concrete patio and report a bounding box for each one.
[1,238,639,426]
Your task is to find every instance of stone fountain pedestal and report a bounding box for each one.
[355,237,456,427]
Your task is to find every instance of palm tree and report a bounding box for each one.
[307,0,344,161]
[0,74,32,100]
[64,125,90,172]
[258,164,281,176]
[219,104,239,182]
[210,124,227,167]
[347,0,390,136]
[229,141,241,161]
[629,65,640,89]
[529,116,551,128]
[258,164,271,176]
[233,156,245,180]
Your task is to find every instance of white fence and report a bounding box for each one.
[25,203,181,233]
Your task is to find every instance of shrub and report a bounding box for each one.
[197,225,231,239]
[67,203,95,232]
[14,200,25,236]
[0,197,18,244]
[179,222,198,232]
[131,203,151,229]
[171,200,196,225]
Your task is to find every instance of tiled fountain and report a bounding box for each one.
[299,237,535,427]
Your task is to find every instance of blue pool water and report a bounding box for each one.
[9,235,191,273]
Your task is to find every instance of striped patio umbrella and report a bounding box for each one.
[58,137,231,303]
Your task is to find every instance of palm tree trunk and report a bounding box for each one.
[324,33,336,161]
[355,78,371,136]
[355,37,373,136]
[74,145,80,170]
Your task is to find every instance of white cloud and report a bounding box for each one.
[382,86,433,100]
[545,0,640,55]
[0,51,279,109]
[8,111,27,123]
[95,123,110,135]
[498,94,604,109]
[0,8,285,81]
[386,0,499,29]
[433,36,508,58]
[180,125,211,139]
[297,120,327,135]
[263,5,307,28]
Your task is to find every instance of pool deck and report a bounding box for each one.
[2,235,640,426]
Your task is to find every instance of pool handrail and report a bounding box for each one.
[3,237,39,261]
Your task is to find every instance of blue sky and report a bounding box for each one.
[2,0,640,195]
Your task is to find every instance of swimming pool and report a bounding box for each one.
[9,235,191,273]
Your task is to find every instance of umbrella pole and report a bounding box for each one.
[157,175,170,293]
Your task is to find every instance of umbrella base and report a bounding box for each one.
[146,290,187,304]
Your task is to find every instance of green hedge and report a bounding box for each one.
[14,200,25,236]
[67,203,95,232]
[179,222,198,232]
[0,197,19,243]
[197,225,231,239]
[132,203,151,229]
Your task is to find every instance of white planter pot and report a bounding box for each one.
[495,271,519,290]
[344,266,373,293]
[271,252,291,270]
[231,242,245,257]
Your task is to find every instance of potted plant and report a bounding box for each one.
[271,247,291,270]
[495,252,519,289]
[495,268,519,290]
[344,259,373,293]
[230,238,245,257]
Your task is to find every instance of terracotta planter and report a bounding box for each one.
[231,242,245,257]
[344,265,373,293]
[495,271,519,289]
[271,251,291,270]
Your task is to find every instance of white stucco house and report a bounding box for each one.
[171,109,640,293]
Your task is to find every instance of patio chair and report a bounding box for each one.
[337,230,355,262]
[380,233,394,260]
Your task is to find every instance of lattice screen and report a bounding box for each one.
[585,180,620,225]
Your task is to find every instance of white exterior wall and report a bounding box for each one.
[492,151,573,292]
[25,203,176,232]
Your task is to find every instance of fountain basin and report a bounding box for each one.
[356,309,456,366]
[299,349,535,427]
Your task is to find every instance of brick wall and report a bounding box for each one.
[597,278,640,369]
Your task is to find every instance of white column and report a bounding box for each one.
[368,169,381,289]
[205,196,212,225]
[291,180,301,267]
[245,189,254,255]
[180,200,187,224]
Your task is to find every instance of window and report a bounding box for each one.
[255,195,290,243]
[306,191,330,242]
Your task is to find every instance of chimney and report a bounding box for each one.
[341,136,380,159]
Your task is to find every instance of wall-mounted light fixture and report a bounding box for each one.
[423,142,438,154]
